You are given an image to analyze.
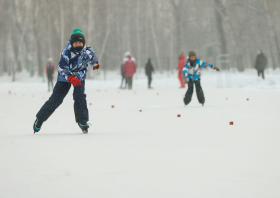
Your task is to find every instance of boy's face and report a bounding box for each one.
[190,56,196,61]
[73,41,83,48]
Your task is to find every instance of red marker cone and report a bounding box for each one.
[112,105,114,108]
[177,114,181,117]
[230,122,233,125]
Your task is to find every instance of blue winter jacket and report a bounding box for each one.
[183,59,214,81]
[57,40,98,82]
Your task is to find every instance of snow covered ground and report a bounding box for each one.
[0,69,280,198]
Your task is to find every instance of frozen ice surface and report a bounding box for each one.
[0,69,280,198]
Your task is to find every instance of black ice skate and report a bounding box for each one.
[33,118,43,133]
[183,98,190,106]
[201,100,205,107]
[78,122,89,134]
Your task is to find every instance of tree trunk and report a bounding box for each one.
[136,0,141,76]
[60,0,65,51]
[263,0,280,67]
[149,1,161,70]
[126,0,131,51]
[214,0,227,54]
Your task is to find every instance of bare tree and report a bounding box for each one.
[149,0,161,71]
[2,0,280,81]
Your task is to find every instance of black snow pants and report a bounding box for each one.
[36,81,88,123]
[184,79,205,105]
[120,73,127,88]
[257,70,265,79]
[147,74,152,88]
[126,77,133,88]
[47,75,54,91]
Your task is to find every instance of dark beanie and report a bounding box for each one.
[70,29,85,47]
[188,50,197,57]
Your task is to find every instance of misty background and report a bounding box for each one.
[1,0,280,81]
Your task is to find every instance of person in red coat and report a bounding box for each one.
[123,53,137,89]
[177,52,186,88]
[46,58,55,91]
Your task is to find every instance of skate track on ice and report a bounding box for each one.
[0,70,280,198]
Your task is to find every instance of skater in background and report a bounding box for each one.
[255,50,267,80]
[119,51,129,89]
[177,52,186,88]
[33,28,100,134]
[46,58,55,91]
[123,52,136,89]
[145,58,154,89]
[183,50,220,106]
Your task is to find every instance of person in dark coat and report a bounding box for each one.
[255,50,267,80]
[46,58,55,91]
[145,58,154,89]
[120,63,127,89]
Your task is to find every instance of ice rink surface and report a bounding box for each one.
[0,70,280,198]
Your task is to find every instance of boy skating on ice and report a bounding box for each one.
[33,29,99,133]
[183,50,220,106]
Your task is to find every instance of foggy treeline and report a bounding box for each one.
[1,0,280,81]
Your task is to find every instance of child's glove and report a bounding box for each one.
[213,66,220,71]
[68,75,82,87]
[93,62,100,70]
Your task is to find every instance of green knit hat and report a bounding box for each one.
[71,28,84,36]
[70,28,85,47]
[188,50,197,58]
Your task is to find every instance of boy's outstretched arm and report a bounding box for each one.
[85,47,99,70]
[199,60,220,71]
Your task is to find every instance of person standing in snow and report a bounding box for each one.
[119,63,127,89]
[123,52,137,89]
[255,50,267,80]
[46,58,55,91]
[33,28,100,134]
[183,50,220,106]
[119,51,130,89]
[177,52,186,88]
[145,58,154,89]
